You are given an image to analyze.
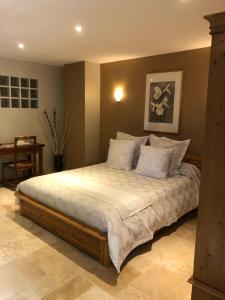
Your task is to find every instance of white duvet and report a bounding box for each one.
[16,162,200,272]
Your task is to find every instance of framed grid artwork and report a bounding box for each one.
[0,75,38,109]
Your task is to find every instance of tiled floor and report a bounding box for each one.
[0,187,196,300]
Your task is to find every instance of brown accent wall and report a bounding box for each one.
[64,61,85,169]
[100,47,210,161]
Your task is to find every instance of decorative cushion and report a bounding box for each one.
[116,131,149,167]
[106,139,136,170]
[136,145,173,179]
[149,134,190,175]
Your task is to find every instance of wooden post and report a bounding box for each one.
[191,11,225,300]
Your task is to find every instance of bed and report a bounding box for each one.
[15,154,201,272]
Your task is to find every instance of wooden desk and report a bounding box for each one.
[0,143,45,175]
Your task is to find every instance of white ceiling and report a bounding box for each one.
[0,0,224,66]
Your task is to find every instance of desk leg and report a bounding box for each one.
[39,149,43,175]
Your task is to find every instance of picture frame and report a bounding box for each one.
[144,70,183,133]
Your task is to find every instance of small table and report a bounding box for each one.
[0,142,45,175]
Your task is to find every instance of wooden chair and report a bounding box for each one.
[2,136,37,186]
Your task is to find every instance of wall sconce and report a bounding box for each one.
[114,87,124,102]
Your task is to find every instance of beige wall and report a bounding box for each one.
[85,62,100,165]
[100,47,210,161]
[0,56,63,178]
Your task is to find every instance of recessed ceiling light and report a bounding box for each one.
[18,43,24,49]
[75,25,82,33]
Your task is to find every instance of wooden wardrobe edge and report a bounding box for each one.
[188,276,225,300]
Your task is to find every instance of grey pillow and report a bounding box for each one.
[136,145,173,179]
[116,131,149,168]
[149,134,190,175]
[106,139,136,170]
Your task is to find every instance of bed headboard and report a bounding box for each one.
[183,154,202,170]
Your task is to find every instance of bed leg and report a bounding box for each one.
[100,239,111,266]
[19,199,24,216]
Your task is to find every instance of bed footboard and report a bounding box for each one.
[15,191,111,267]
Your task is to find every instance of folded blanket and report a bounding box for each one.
[41,172,159,220]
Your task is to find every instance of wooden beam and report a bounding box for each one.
[204,11,225,34]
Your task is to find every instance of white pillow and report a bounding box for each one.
[116,131,149,167]
[149,134,190,175]
[106,139,136,170]
[136,145,173,179]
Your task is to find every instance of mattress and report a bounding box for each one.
[16,162,200,272]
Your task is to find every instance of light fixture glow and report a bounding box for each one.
[114,87,124,102]
[75,25,82,33]
[18,43,24,49]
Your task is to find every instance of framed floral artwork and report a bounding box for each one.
[144,71,183,133]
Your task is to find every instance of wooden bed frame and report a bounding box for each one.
[15,154,202,267]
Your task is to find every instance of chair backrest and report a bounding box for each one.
[14,136,37,165]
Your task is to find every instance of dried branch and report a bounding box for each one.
[41,109,72,155]
[53,109,60,154]
[59,112,70,154]
[39,113,57,154]
[43,110,58,152]
[53,109,57,133]
[44,110,54,138]
[60,124,73,154]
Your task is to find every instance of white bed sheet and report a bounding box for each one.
[16,162,200,272]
